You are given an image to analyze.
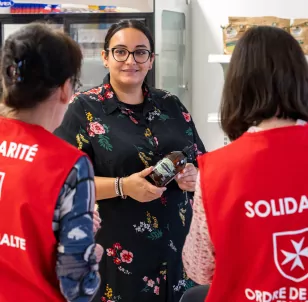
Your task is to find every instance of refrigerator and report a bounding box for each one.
[0,12,155,90]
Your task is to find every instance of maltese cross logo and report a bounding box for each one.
[281,238,308,270]
[273,228,308,282]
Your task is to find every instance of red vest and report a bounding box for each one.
[0,117,84,301]
[198,125,308,302]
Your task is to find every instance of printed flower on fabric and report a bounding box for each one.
[141,267,167,296]
[182,112,191,122]
[143,128,158,147]
[76,127,90,150]
[136,147,152,168]
[104,91,114,99]
[101,284,122,301]
[141,277,160,295]
[161,89,173,99]
[85,113,113,151]
[84,87,102,96]
[173,271,196,293]
[98,94,105,102]
[120,250,133,264]
[147,107,164,122]
[160,263,167,281]
[106,243,133,275]
[118,108,139,124]
[144,128,152,137]
[133,212,163,240]
[89,122,105,136]
[129,116,138,124]
[120,108,134,115]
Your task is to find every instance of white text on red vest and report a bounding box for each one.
[245,196,308,218]
[246,287,308,301]
[0,140,38,162]
[0,233,26,250]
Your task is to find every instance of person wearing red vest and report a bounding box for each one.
[0,23,102,301]
[182,26,308,302]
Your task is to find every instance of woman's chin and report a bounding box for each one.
[119,72,145,85]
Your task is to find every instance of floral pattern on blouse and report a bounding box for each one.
[54,74,206,302]
[106,243,134,275]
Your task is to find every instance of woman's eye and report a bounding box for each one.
[135,50,147,55]
[115,49,127,55]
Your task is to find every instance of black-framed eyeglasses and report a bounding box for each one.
[108,48,152,64]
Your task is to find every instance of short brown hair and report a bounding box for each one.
[1,22,82,109]
[220,26,308,141]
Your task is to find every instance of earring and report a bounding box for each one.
[105,64,108,68]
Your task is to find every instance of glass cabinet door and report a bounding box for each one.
[69,23,112,91]
[161,11,186,103]
[155,0,191,111]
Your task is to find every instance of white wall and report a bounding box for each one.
[191,0,308,151]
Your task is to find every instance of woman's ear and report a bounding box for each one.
[60,79,73,105]
[149,53,155,70]
[102,50,109,68]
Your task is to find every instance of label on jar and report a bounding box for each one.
[156,157,175,175]
[151,157,176,184]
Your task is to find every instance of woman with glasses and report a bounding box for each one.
[0,23,102,301]
[55,20,206,302]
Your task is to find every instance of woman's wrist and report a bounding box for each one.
[121,176,130,198]
[119,178,127,199]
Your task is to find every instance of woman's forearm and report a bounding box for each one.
[94,176,118,200]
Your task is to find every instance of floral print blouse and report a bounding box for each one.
[54,74,206,302]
